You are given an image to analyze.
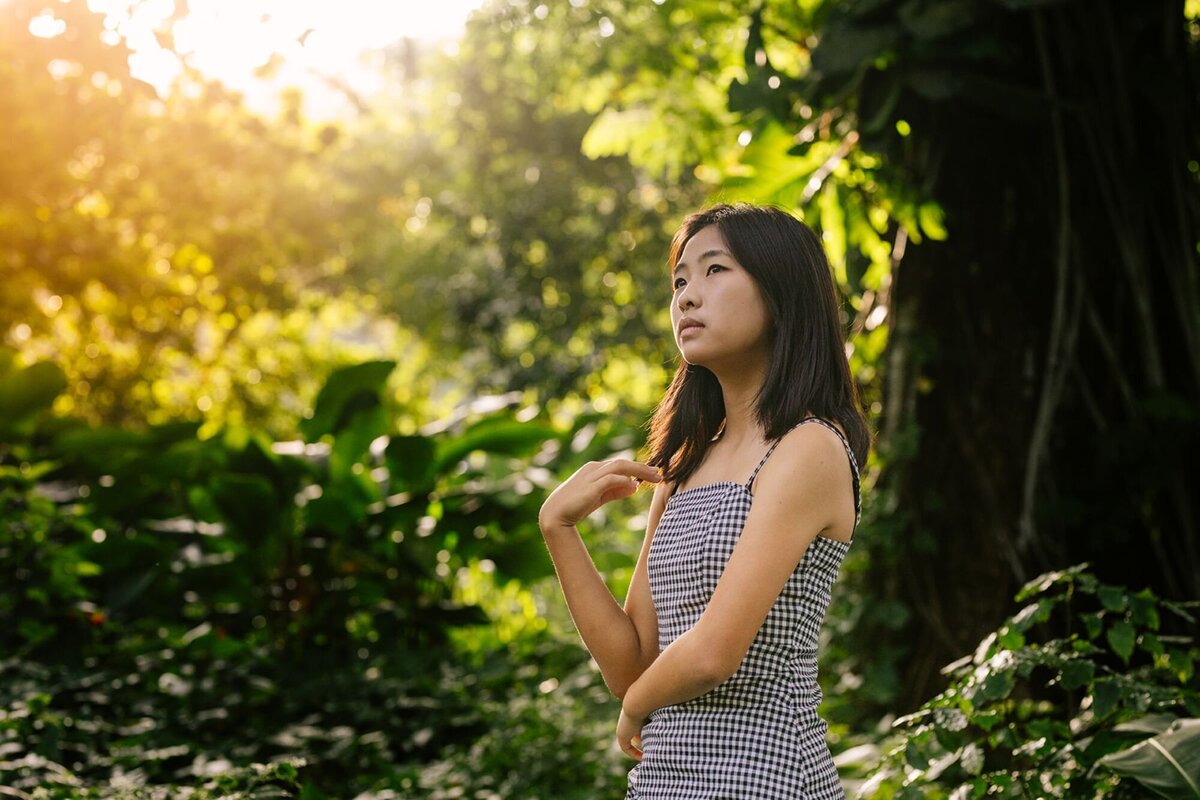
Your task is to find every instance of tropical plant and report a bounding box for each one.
[857,564,1199,799]
[0,355,641,796]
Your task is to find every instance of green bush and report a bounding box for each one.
[0,354,644,797]
[859,564,1199,799]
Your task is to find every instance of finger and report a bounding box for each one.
[597,474,641,504]
[602,459,664,483]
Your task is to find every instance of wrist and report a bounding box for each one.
[621,691,648,722]
[537,515,577,537]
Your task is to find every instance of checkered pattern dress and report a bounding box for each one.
[626,417,861,800]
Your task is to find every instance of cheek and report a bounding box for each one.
[748,292,775,340]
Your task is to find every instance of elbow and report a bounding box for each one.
[690,644,739,689]
[606,676,632,701]
[603,653,657,701]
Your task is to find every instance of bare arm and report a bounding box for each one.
[539,459,666,698]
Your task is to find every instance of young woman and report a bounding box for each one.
[538,203,869,799]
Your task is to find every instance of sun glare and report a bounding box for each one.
[28,10,68,38]
[79,0,485,118]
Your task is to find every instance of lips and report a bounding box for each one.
[678,318,704,335]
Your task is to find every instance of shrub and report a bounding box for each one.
[859,564,1199,799]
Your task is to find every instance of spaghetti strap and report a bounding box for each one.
[745,416,862,527]
[744,434,794,491]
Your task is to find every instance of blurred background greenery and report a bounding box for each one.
[1,0,1198,797]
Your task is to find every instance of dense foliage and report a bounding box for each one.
[0,353,642,796]
[3,0,1198,796]
[861,565,1199,799]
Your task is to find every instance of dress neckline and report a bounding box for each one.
[663,480,853,547]
[666,480,746,506]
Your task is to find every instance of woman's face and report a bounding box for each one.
[670,224,774,371]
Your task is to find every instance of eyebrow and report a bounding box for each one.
[672,249,732,276]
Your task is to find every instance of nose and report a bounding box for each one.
[677,283,698,311]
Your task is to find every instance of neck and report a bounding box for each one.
[707,354,770,448]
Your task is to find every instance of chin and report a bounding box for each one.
[681,353,716,371]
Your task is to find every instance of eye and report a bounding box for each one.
[706,264,725,276]
[672,277,686,290]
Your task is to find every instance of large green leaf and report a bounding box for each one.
[434,416,559,472]
[1107,619,1136,664]
[329,406,388,480]
[300,361,396,442]
[54,422,202,457]
[1098,718,1200,799]
[723,120,822,202]
[0,359,66,437]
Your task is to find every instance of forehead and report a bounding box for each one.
[675,224,731,270]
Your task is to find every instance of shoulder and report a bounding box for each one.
[752,421,853,506]
[776,418,850,467]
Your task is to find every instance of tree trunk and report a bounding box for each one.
[873,0,1199,710]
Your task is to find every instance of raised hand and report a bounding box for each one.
[538,458,663,531]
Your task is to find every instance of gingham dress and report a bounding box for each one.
[626,417,861,800]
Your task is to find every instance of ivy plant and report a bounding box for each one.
[859,564,1199,799]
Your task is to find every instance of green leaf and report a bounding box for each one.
[723,120,821,202]
[998,626,1025,650]
[300,360,396,441]
[53,422,202,468]
[978,669,1014,702]
[1060,659,1095,690]
[1114,715,1183,736]
[1098,718,1200,800]
[1099,585,1129,612]
[973,709,1002,731]
[581,106,652,160]
[329,405,388,480]
[1093,678,1122,719]
[1011,598,1056,630]
[72,560,102,576]
[1168,652,1195,685]
[917,202,948,241]
[434,416,559,472]
[1108,619,1136,663]
[905,738,931,769]
[0,359,67,436]
[1131,590,1161,630]
[1141,632,1165,658]
[1083,612,1105,640]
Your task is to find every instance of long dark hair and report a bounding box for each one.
[645,203,871,486]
